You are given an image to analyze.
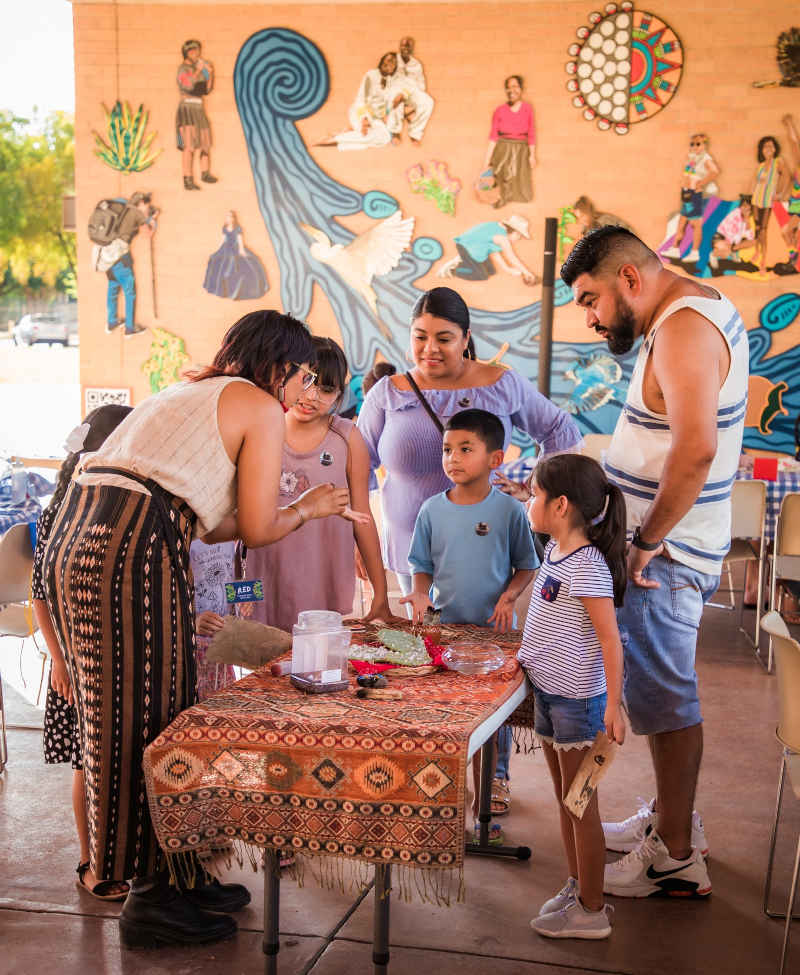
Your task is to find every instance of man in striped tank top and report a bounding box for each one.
[561,227,748,901]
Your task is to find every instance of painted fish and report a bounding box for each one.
[563,353,624,414]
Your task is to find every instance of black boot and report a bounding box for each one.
[183,176,200,190]
[180,874,251,913]
[119,875,237,949]
[200,172,218,183]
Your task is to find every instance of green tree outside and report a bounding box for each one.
[0,111,76,298]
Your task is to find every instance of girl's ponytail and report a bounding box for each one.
[587,482,627,607]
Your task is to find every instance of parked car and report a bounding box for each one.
[13,313,70,347]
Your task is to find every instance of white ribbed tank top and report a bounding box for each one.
[604,291,748,576]
[77,376,253,536]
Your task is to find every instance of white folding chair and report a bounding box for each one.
[707,479,767,652]
[760,612,800,975]
[0,523,46,704]
[768,493,800,673]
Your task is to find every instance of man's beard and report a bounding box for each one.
[605,296,637,355]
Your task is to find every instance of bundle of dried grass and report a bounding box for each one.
[205,617,292,670]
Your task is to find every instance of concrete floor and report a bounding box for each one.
[1,606,798,975]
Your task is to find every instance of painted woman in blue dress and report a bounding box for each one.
[203,211,268,300]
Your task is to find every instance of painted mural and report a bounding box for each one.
[232,27,637,454]
[481,75,535,207]
[566,3,683,136]
[407,161,461,216]
[229,26,800,456]
[659,119,800,280]
[314,39,434,151]
[177,39,218,189]
[93,101,161,172]
[203,211,268,299]
[88,192,159,335]
[752,27,800,89]
[142,327,190,393]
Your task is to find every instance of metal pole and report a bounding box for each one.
[538,217,558,399]
[373,863,391,974]
[477,739,494,847]
[263,850,280,975]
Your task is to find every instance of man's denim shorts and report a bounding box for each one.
[532,684,607,750]
[617,554,719,736]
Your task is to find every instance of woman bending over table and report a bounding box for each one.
[41,311,360,949]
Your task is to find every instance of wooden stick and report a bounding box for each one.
[562,731,618,820]
[356,688,403,701]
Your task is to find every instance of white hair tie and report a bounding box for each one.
[64,422,91,455]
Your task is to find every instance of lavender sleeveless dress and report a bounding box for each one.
[356,371,581,574]
[244,416,356,632]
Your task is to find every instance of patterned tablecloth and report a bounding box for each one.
[143,625,527,894]
[735,466,800,541]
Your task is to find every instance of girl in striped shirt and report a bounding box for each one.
[520,454,627,940]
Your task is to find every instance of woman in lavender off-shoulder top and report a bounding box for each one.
[357,286,582,587]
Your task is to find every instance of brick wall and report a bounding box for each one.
[73,1,800,448]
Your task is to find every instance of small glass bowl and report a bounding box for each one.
[441,642,505,675]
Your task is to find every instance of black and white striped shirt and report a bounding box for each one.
[518,541,613,698]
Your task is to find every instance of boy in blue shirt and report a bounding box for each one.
[401,409,538,836]
[402,408,537,628]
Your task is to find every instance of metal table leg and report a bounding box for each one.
[465,739,531,861]
[373,863,391,974]
[263,850,280,975]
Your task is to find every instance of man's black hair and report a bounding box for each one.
[445,409,504,453]
[560,225,659,286]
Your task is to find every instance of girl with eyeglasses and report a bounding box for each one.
[241,336,396,631]
[39,310,363,950]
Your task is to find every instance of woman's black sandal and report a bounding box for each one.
[76,861,130,902]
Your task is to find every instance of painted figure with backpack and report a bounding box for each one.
[88,192,159,336]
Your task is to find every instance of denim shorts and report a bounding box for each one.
[532,684,607,750]
[617,555,719,736]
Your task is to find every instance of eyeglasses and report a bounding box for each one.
[302,383,338,402]
[290,363,318,390]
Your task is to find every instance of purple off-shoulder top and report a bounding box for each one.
[356,370,582,573]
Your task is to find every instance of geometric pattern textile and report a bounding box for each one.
[144,625,527,873]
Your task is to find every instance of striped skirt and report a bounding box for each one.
[42,480,197,882]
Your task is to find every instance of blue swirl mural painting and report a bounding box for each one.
[234,28,798,452]
[232,27,636,438]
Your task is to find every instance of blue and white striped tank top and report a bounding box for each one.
[604,292,748,576]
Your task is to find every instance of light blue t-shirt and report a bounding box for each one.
[407,486,538,625]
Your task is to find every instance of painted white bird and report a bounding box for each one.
[299,211,415,337]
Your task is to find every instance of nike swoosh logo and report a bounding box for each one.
[646,863,694,880]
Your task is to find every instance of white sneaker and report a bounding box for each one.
[663,246,682,259]
[530,897,613,940]
[686,249,701,262]
[539,876,577,916]
[604,825,712,898]
[603,798,709,858]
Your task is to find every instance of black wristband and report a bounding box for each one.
[631,526,661,551]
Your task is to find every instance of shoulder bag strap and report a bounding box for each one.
[404,372,444,436]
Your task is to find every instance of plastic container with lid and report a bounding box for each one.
[291,610,351,693]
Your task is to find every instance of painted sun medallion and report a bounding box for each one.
[566,2,683,135]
